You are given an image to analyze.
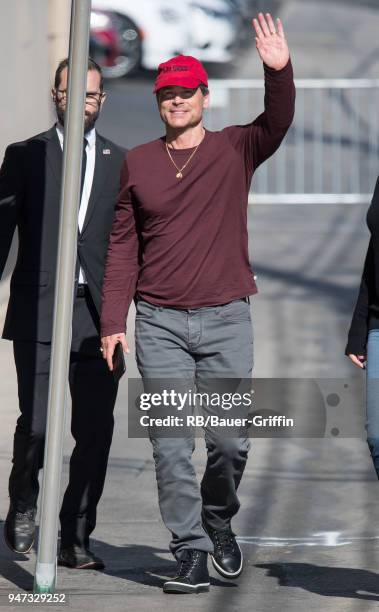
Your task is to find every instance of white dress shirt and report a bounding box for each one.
[56,124,96,283]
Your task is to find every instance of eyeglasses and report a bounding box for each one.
[55,89,104,103]
[159,87,199,102]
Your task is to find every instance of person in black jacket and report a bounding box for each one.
[346,176,379,477]
[0,58,125,569]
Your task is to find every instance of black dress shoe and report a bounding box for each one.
[58,545,105,570]
[204,524,243,579]
[4,507,36,553]
[163,549,210,594]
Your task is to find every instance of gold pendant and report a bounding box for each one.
[176,171,183,179]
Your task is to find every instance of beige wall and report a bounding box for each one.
[0,0,70,293]
[0,0,70,161]
[48,0,71,80]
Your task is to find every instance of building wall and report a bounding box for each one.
[48,0,71,82]
[0,0,70,294]
[0,0,70,161]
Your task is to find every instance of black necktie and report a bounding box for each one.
[76,138,88,283]
[80,137,88,199]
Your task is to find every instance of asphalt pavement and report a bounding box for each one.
[1,200,379,612]
[2,1,379,611]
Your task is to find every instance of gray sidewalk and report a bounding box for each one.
[1,203,379,612]
[2,1,379,607]
[1,331,379,612]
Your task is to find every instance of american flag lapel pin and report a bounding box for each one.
[103,148,111,155]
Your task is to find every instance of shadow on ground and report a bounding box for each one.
[0,528,237,592]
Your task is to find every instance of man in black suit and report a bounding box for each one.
[0,58,125,569]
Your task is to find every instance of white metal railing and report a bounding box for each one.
[206,79,379,204]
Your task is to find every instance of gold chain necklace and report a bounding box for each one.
[165,132,205,179]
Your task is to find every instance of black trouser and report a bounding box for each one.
[9,287,118,549]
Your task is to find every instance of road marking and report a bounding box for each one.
[236,532,379,547]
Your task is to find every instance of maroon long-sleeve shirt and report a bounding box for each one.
[100,60,295,337]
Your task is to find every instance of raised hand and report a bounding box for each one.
[252,12,290,71]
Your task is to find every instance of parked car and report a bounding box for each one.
[92,0,189,72]
[92,0,240,74]
[89,11,127,78]
[187,0,239,63]
[90,8,143,77]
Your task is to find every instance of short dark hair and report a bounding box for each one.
[54,57,104,92]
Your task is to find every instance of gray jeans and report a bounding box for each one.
[135,297,254,558]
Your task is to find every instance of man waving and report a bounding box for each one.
[101,13,295,594]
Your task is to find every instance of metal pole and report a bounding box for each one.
[34,0,91,593]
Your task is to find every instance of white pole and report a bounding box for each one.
[34,0,91,593]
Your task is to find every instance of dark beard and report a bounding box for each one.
[83,109,100,133]
[55,104,99,134]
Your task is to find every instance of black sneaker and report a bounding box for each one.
[4,506,36,554]
[163,549,210,594]
[58,545,105,570]
[205,525,243,579]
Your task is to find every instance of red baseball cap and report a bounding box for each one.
[153,55,208,93]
